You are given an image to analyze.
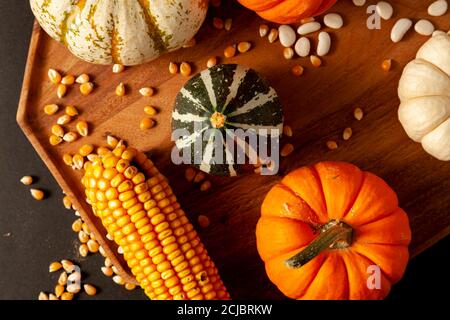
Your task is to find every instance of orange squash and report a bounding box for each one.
[238,0,337,24]
[256,162,411,300]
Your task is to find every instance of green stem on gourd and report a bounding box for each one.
[285,220,353,269]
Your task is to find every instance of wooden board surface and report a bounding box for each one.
[17,1,450,299]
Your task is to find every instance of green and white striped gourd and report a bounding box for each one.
[30,0,208,65]
[172,64,284,176]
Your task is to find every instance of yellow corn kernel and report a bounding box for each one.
[79,144,94,157]
[61,75,75,85]
[115,82,126,96]
[44,104,59,115]
[65,105,78,116]
[49,135,62,146]
[80,82,94,95]
[76,120,89,137]
[48,69,62,84]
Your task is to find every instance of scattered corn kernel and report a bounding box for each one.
[38,292,48,300]
[343,127,353,141]
[58,272,68,286]
[144,105,158,116]
[140,118,155,130]
[78,230,89,243]
[60,292,74,300]
[283,47,294,60]
[72,219,82,233]
[268,29,278,43]
[381,59,392,71]
[200,180,212,191]
[139,87,154,97]
[48,69,62,84]
[198,215,210,228]
[44,104,59,115]
[62,154,73,166]
[49,135,63,146]
[101,266,113,277]
[63,132,78,143]
[20,176,33,186]
[281,143,294,157]
[224,45,236,58]
[291,65,304,77]
[79,244,89,257]
[66,283,81,294]
[326,140,338,150]
[115,82,126,96]
[57,114,72,125]
[76,74,90,84]
[224,18,232,31]
[76,121,89,137]
[65,105,78,116]
[84,284,97,296]
[72,154,84,170]
[125,283,136,291]
[80,82,94,95]
[207,57,218,68]
[185,167,196,182]
[213,17,224,29]
[49,261,62,272]
[169,62,178,74]
[61,75,75,85]
[310,55,322,68]
[87,239,99,253]
[63,196,72,209]
[106,135,119,148]
[49,293,58,300]
[55,284,64,298]
[237,41,251,53]
[180,62,192,77]
[354,108,364,121]
[113,275,125,285]
[61,260,74,273]
[283,125,293,137]
[79,144,94,157]
[51,124,64,138]
[112,64,125,74]
[259,24,269,37]
[105,257,113,267]
[194,171,206,183]
[57,84,67,98]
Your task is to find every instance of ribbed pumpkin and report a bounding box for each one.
[257,162,411,300]
[30,0,208,65]
[172,64,283,176]
[237,0,337,24]
[398,33,450,161]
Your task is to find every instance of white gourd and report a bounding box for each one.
[398,34,450,161]
[30,0,208,66]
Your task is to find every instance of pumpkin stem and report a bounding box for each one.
[210,112,227,129]
[285,220,353,269]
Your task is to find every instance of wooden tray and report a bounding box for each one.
[17,1,450,299]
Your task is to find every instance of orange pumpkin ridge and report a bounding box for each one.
[256,161,411,300]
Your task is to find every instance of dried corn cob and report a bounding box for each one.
[81,141,229,300]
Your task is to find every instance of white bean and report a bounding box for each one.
[428,0,448,17]
[278,25,296,47]
[432,30,447,37]
[376,1,394,20]
[352,0,366,6]
[297,22,321,35]
[294,37,311,57]
[317,32,331,57]
[323,13,343,29]
[391,18,413,43]
[414,19,435,36]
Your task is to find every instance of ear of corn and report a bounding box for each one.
[82,142,229,300]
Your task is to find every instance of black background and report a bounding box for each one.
[0,1,448,300]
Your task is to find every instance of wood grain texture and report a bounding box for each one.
[17,1,450,299]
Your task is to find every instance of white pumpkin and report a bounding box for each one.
[30,0,208,66]
[398,33,450,161]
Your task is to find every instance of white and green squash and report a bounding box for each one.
[172,64,284,176]
[30,0,208,65]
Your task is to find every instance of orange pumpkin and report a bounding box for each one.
[238,0,337,24]
[256,162,411,300]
